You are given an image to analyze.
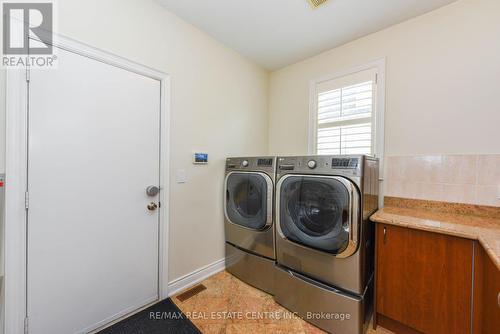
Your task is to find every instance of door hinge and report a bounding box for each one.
[24,317,29,334]
[25,191,30,210]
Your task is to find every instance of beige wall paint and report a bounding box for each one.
[0,0,269,281]
[268,0,500,156]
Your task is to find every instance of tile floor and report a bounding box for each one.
[173,271,394,334]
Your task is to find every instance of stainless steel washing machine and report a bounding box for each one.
[224,157,276,295]
[274,155,379,334]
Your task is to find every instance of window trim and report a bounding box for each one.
[308,58,386,163]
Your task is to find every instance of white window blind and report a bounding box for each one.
[314,68,377,155]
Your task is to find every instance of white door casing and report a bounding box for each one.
[5,36,170,334]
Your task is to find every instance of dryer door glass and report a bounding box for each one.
[225,172,270,230]
[279,176,351,254]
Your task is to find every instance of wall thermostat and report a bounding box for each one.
[193,153,208,164]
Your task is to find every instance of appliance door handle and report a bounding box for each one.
[279,164,295,170]
[334,178,359,259]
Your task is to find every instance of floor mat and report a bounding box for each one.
[98,298,201,334]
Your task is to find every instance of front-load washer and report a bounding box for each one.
[274,155,379,334]
[224,157,276,294]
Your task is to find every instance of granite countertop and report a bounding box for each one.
[370,198,500,271]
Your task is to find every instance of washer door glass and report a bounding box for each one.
[225,172,270,230]
[279,176,351,254]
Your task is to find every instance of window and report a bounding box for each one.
[310,63,384,157]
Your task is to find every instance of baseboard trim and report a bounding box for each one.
[168,258,226,297]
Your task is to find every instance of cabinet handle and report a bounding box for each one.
[383,226,387,244]
[498,292,500,308]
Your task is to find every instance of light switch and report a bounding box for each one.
[176,169,188,184]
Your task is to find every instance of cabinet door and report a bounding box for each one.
[404,228,473,333]
[482,249,500,334]
[376,224,473,334]
[474,242,500,334]
[375,224,408,322]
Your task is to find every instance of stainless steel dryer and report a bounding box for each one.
[274,155,379,334]
[224,157,276,295]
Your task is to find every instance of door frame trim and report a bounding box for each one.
[5,33,171,334]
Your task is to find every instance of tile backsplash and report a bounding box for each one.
[385,155,500,207]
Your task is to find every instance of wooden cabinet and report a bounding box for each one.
[473,242,500,334]
[375,224,474,334]
[375,224,408,325]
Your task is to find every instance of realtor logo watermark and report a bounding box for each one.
[2,1,57,68]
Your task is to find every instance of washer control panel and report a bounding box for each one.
[277,155,364,176]
[225,157,276,174]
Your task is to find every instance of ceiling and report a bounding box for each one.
[157,0,458,70]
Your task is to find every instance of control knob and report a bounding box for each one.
[241,160,249,167]
[307,160,317,169]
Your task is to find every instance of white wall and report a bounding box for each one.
[0,0,269,281]
[268,0,500,156]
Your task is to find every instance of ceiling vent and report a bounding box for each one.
[307,0,328,9]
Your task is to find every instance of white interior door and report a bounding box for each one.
[27,46,162,334]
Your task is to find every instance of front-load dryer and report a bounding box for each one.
[274,155,379,334]
[224,157,276,295]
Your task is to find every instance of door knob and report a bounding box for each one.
[146,185,160,197]
[147,202,158,211]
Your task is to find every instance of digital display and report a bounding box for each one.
[257,158,273,166]
[332,158,358,169]
[194,153,208,164]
